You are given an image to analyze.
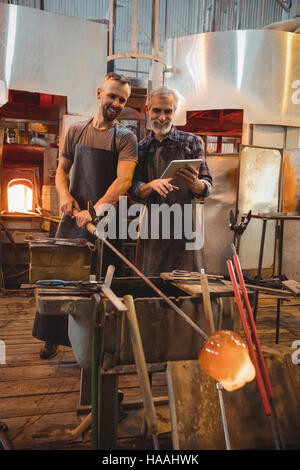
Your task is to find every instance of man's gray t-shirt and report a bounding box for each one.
[60,120,138,162]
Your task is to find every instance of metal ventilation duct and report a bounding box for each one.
[164,29,300,127]
[0,4,107,117]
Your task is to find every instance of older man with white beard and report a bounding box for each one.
[130,86,212,276]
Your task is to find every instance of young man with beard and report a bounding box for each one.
[33,72,138,358]
[130,86,212,276]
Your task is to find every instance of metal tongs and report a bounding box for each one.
[229,210,252,252]
[169,270,224,285]
[35,279,100,291]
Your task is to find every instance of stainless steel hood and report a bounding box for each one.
[0,4,107,117]
[164,30,300,127]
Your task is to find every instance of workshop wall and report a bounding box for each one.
[0,0,295,79]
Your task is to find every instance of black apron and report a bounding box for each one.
[33,121,121,346]
[135,144,204,276]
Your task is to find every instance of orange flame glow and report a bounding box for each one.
[7,180,33,213]
[198,330,256,392]
[283,154,297,212]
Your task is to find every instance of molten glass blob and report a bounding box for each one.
[198,330,256,392]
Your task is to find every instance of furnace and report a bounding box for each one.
[0,90,65,288]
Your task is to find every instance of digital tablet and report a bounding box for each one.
[160,159,203,179]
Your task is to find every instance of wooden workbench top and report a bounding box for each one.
[160,272,235,297]
[160,273,294,299]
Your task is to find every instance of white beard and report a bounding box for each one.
[149,119,172,136]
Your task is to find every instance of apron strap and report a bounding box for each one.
[112,124,117,159]
[76,118,93,143]
[75,119,118,166]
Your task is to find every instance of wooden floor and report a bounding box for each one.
[0,291,171,451]
[0,290,299,450]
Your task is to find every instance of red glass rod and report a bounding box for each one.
[232,253,273,398]
[227,260,271,415]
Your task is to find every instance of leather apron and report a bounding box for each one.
[135,143,204,276]
[33,120,121,346]
[56,119,117,241]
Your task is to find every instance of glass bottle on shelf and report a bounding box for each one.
[6,128,17,144]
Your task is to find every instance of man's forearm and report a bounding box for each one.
[192,179,206,196]
[137,182,153,200]
[55,165,71,199]
[94,176,133,214]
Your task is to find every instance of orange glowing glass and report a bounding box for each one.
[198,330,256,392]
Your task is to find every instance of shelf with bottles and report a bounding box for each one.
[4,130,58,147]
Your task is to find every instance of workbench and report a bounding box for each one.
[29,273,237,450]
[26,268,300,450]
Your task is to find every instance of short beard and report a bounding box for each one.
[150,119,172,137]
[103,104,121,121]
